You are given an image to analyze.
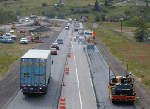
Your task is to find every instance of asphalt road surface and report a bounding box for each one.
[86,50,136,109]
[5,27,72,109]
[59,23,97,109]
[1,19,139,109]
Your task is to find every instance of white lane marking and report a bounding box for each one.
[73,46,82,109]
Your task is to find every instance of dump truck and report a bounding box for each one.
[108,65,136,104]
[20,49,52,94]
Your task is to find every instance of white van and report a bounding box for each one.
[25,18,29,22]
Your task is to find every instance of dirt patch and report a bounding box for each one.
[32,26,52,32]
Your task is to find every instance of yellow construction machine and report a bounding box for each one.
[54,21,60,27]
[87,36,94,49]
[0,28,4,36]
[11,23,15,29]
[31,20,40,26]
[108,65,136,104]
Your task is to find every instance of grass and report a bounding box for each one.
[85,22,150,92]
[0,30,52,78]
[0,41,39,77]
[102,22,136,41]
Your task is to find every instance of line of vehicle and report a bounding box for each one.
[72,44,83,109]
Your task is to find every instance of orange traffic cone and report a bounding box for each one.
[60,98,66,109]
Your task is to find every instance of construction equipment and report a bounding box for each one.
[54,21,60,27]
[108,65,136,104]
[31,20,40,26]
[33,33,43,43]
[11,23,15,29]
[87,36,94,49]
[0,28,4,36]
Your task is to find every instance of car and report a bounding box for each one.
[25,18,29,22]
[20,38,29,44]
[57,39,63,44]
[0,33,17,40]
[51,43,59,50]
[65,26,69,30]
[18,21,23,24]
[0,38,14,43]
[50,48,57,55]
[10,29,14,33]
[20,30,25,33]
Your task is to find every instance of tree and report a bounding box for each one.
[95,15,100,22]
[93,0,100,11]
[145,0,148,7]
[105,0,108,6]
[133,17,149,42]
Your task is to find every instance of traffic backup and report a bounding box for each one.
[20,49,52,94]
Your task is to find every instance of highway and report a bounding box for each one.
[59,23,97,109]
[59,22,136,109]
[2,20,137,109]
[5,23,71,109]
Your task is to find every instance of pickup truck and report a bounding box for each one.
[0,33,17,40]
[0,38,14,43]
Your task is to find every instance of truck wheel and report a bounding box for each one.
[23,93,26,95]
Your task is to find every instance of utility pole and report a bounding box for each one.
[119,18,123,35]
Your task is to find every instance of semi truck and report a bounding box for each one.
[20,49,52,94]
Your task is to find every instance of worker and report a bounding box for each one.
[68,45,71,52]
[83,45,85,52]
[127,72,132,83]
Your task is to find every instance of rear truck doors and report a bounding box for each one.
[34,59,46,86]
[21,59,33,86]
[21,59,46,86]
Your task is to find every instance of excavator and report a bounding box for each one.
[54,21,60,27]
[31,20,40,26]
[108,65,136,104]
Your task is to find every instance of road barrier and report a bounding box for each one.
[68,52,71,58]
[65,67,69,74]
[60,98,66,109]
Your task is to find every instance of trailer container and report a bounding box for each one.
[20,49,51,94]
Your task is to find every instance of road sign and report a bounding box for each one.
[93,31,96,36]
[93,23,97,28]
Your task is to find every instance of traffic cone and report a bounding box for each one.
[60,98,66,109]
[65,67,69,74]
[62,78,65,86]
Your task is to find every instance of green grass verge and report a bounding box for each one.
[0,30,52,78]
[85,22,150,92]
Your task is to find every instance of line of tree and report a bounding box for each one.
[0,10,17,24]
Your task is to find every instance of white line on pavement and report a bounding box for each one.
[73,46,82,109]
